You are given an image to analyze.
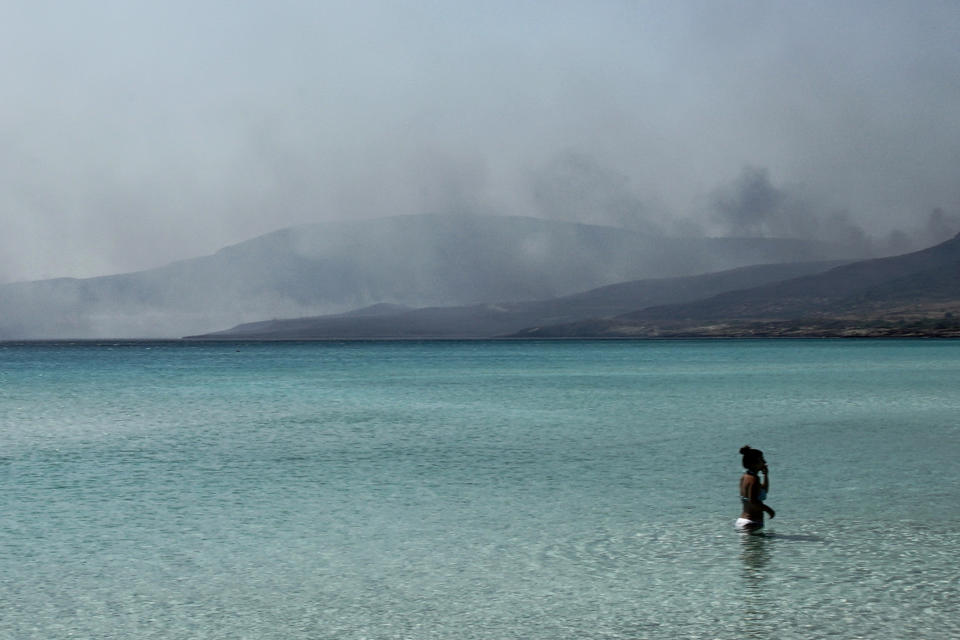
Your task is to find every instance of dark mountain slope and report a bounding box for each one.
[188,260,844,339]
[514,233,960,337]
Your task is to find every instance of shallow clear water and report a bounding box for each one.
[1,339,958,638]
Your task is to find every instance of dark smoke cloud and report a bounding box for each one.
[879,208,960,254]
[710,166,870,249]
[923,208,960,244]
[712,167,816,239]
[711,166,958,255]
[529,152,663,234]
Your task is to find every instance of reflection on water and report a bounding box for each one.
[739,531,771,580]
[736,528,832,639]
[740,532,771,634]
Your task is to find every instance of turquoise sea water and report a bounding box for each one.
[1,339,958,639]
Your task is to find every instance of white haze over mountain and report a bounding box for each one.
[2,1,959,283]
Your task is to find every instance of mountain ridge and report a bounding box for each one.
[512,232,960,337]
[186,260,847,340]
[0,213,867,339]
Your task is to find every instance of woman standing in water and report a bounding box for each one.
[736,445,775,531]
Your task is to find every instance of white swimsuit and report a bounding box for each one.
[737,470,767,529]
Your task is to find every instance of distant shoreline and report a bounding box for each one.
[3,333,959,345]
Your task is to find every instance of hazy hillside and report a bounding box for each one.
[189,260,845,339]
[0,214,864,339]
[515,233,960,337]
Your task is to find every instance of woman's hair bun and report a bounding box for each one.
[739,445,752,455]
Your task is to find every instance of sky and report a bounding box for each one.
[2,0,959,282]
